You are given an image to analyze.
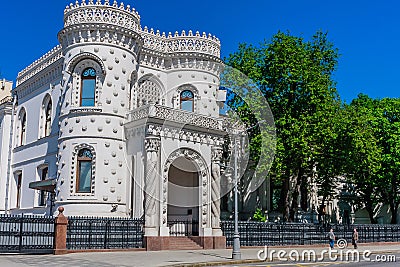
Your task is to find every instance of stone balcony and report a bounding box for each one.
[127,104,224,132]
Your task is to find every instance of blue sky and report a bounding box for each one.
[0,0,398,103]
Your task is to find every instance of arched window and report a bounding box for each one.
[20,109,27,146]
[44,99,52,137]
[137,79,161,108]
[80,67,96,106]
[77,149,93,193]
[180,90,194,112]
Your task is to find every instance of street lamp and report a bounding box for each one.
[232,132,241,259]
[225,120,265,260]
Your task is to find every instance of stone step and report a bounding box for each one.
[167,237,202,250]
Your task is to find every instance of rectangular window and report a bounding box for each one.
[16,173,22,208]
[39,167,48,206]
[81,79,95,106]
[78,161,92,193]
[181,100,193,112]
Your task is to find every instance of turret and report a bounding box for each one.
[55,0,142,216]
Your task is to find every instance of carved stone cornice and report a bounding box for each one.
[16,46,63,86]
[14,62,63,100]
[58,23,143,55]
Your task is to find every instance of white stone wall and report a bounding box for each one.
[0,102,13,213]
[11,79,61,214]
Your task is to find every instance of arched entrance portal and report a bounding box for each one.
[167,156,200,236]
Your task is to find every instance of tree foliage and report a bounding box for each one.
[225,31,341,221]
[225,30,400,224]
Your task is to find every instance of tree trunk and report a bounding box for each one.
[364,196,377,224]
[389,202,398,224]
[279,169,291,222]
[290,167,304,222]
[300,175,308,211]
[318,196,326,224]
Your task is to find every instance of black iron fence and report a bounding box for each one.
[168,220,199,236]
[0,214,55,254]
[221,221,400,247]
[66,216,144,250]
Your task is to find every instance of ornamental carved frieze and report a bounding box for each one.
[63,0,141,31]
[153,105,222,130]
[144,124,224,146]
[144,136,161,153]
[141,28,221,58]
[211,146,223,162]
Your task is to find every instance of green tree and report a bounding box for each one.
[225,31,341,221]
[375,98,400,223]
[340,94,382,223]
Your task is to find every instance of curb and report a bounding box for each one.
[165,259,264,267]
[165,245,400,267]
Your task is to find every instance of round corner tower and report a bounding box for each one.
[56,0,142,216]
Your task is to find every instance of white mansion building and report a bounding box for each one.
[0,0,240,245]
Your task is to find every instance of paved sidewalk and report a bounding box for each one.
[0,243,399,267]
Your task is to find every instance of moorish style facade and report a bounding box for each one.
[0,0,229,248]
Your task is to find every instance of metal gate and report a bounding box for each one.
[0,214,55,254]
[168,220,199,236]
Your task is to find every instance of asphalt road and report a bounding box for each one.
[219,252,400,267]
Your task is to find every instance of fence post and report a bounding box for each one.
[54,206,68,255]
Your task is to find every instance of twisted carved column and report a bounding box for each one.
[144,136,161,236]
[211,146,223,235]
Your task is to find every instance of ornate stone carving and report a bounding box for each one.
[141,27,220,58]
[212,146,223,162]
[16,45,62,86]
[211,146,223,229]
[69,107,103,114]
[144,136,161,230]
[137,79,161,108]
[63,1,141,31]
[129,104,223,131]
[66,52,107,74]
[144,136,161,153]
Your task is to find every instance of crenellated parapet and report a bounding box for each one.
[59,0,143,56]
[16,45,63,86]
[63,0,141,31]
[141,27,220,58]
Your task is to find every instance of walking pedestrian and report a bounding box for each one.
[352,228,358,249]
[327,228,335,249]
